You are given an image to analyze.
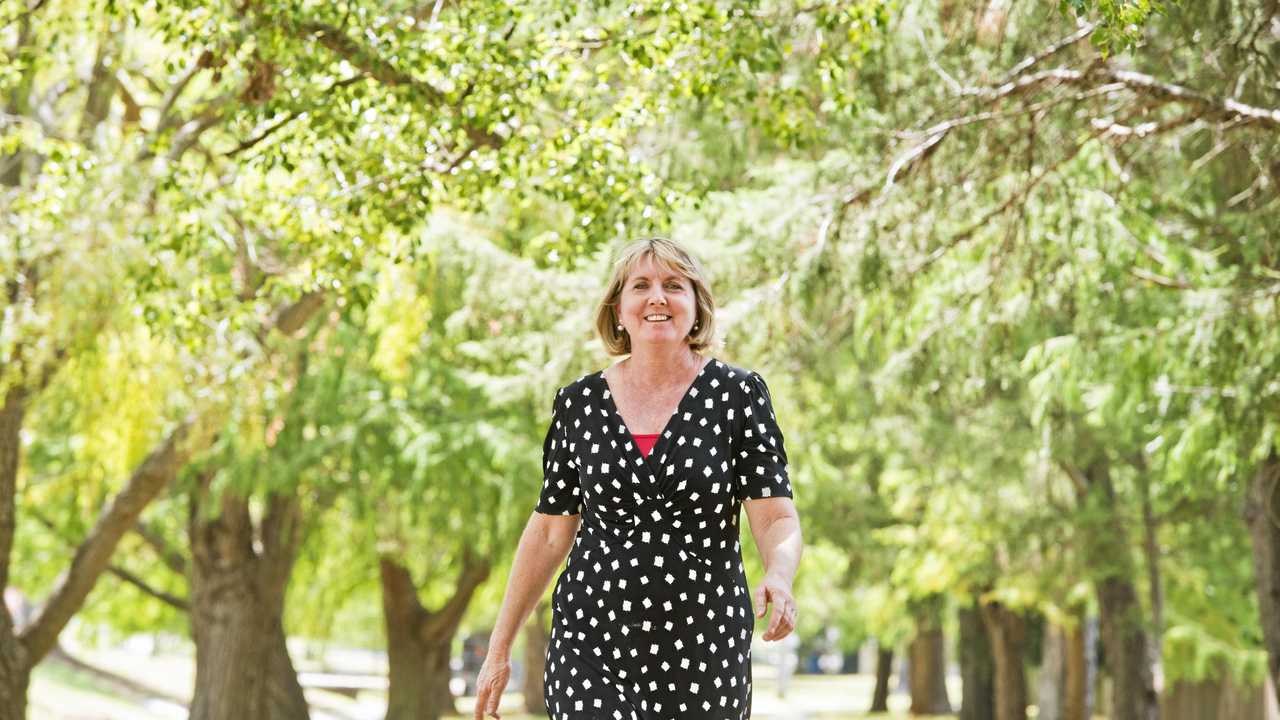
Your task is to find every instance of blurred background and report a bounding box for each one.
[2,0,1278,718]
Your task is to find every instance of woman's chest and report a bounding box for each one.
[607,384,691,435]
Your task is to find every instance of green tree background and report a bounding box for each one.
[2,0,1277,719]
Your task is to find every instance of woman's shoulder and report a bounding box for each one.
[553,370,603,404]
[710,358,766,385]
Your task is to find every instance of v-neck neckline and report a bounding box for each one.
[597,356,714,476]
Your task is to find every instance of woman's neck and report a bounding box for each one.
[622,345,703,384]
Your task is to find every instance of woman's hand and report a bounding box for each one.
[753,572,798,641]
[473,655,511,719]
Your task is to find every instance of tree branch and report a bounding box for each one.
[966,63,1280,131]
[132,520,188,576]
[421,549,490,644]
[0,0,48,31]
[274,291,326,336]
[27,510,189,613]
[224,110,300,158]
[292,20,503,148]
[998,22,1096,85]
[296,21,446,102]
[18,418,195,664]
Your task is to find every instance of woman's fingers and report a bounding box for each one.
[473,661,509,719]
[753,583,769,618]
[762,595,797,640]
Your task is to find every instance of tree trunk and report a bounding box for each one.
[1138,469,1166,697]
[381,553,490,720]
[1038,622,1067,720]
[523,601,549,714]
[1064,620,1090,720]
[909,604,953,715]
[0,387,25,609]
[981,600,1027,720]
[871,645,894,713]
[1245,454,1280,710]
[959,604,995,720]
[0,617,28,720]
[188,488,308,720]
[1072,458,1159,720]
[0,385,30,720]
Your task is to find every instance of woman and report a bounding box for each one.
[474,238,803,719]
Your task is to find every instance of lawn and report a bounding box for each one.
[31,649,958,719]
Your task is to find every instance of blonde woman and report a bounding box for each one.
[474,238,803,719]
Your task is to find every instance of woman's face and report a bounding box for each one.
[617,255,697,349]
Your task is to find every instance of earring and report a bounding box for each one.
[616,324,624,332]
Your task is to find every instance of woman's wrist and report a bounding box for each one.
[763,569,794,588]
[485,639,513,661]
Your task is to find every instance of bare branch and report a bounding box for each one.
[133,520,188,576]
[909,122,1111,274]
[1129,267,1193,289]
[166,106,227,162]
[998,22,1096,84]
[274,291,326,336]
[966,64,1280,130]
[0,0,48,31]
[153,57,208,138]
[224,111,300,158]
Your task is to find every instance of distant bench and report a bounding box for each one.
[297,672,388,699]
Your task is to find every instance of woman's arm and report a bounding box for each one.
[473,511,580,719]
[744,496,803,641]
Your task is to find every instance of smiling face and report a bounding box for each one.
[616,254,698,348]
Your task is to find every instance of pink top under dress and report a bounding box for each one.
[632,433,659,458]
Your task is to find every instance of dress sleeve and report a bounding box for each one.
[534,386,583,515]
[733,371,793,502]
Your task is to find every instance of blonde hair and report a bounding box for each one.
[595,237,718,356]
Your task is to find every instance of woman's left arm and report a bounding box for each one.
[744,496,803,641]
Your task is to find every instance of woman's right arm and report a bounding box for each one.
[473,510,580,720]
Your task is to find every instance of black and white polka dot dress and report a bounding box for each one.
[534,358,793,719]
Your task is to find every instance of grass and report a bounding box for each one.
[32,648,955,719]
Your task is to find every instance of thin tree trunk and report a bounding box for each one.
[0,385,30,720]
[1070,458,1160,720]
[381,553,490,720]
[1245,454,1280,710]
[871,645,894,713]
[1038,622,1067,720]
[188,487,308,720]
[1064,619,1090,720]
[523,601,549,714]
[909,602,953,715]
[0,617,28,720]
[981,600,1027,720]
[1138,468,1165,696]
[960,604,995,720]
